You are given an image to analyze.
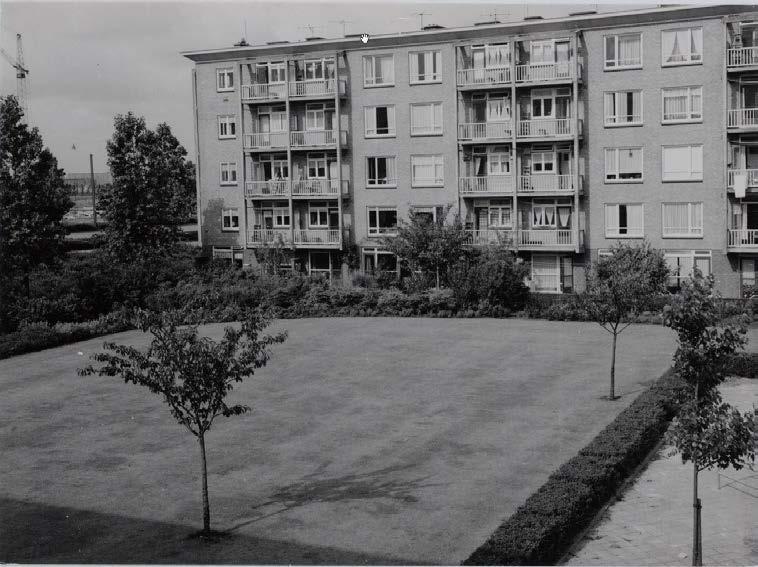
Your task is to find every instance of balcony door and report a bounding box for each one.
[742,83,758,108]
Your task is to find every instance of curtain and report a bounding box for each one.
[474,156,484,176]
[691,203,703,233]
[363,57,373,82]
[605,148,618,177]
[664,88,688,120]
[558,207,571,228]
[379,56,393,83]
[619,148,641,176]
[627,205,643,235]
[605,205,619,234]
[365,107,376,135]
[664,203,688,234]
[691,28,703,58]
[619,35,640,64]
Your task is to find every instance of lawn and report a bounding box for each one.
[0,317,681,564]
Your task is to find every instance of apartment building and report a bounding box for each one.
[183,4,758,297]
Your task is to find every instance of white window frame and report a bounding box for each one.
[308,202,330,228]
[411,205,444,224]
[662,144,703,182]
[488,205,512,228]
[531,203,558,228]
[305,103,326,131]
[409,50,442,84]
[488,148,511,175]
[307,153,327,179]
[411,154,444,187]
[362,247,398,274]
[604,147,644,183]
[221,208,240,232]
[604,91,643,126]
[661,86,703,124]
[605,203,645,238]
[366,156,397,187]
[661,27,703,67]
[531,149,556,173]
[363,54,395,87]
[220,162,238,185]
[367,206,398,237]
[604,33,643,70]
[410,102,443,136]
[662,202,704,238]
[665,250,711,288]
[364,105,396,138]
[216,67,235,92]
[217,115,236,139]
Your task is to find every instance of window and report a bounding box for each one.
[363,248,398,273]
[531,40,556,64]
[662,145,703,181]
[605,33,642,69]
[532,150,555,173]
[665,250,711,289]
[605,147,643,181]
[488,206,512,228]
[662,86,702,123]
[220,162,237,185]
[306,104,325,131]
[561,257,574,293]
[412,206,446,225]
[216,68,234,91]
[409,51,441,83]
[273,206,290,227]
[410,102,443,135]
[411,155,444,187]
[221,208,239,231]
[662,202,703,237]
[604,91,643,125]
[489,149,511,174]
[532,204,557,228]
[365,105,396,137]
[367,157,397,186]
[363,55,394,87]
[605,204,644,237]
[217,115,236,139]
[307,153,327,178]
[368,207,398,236]
[662,28,703,66]
[531,90,554,118]
[309,202,330,227]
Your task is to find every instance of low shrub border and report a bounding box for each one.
[724,352,758,379]
[463,369,688,566]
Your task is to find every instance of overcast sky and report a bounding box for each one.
[1,0,647,173]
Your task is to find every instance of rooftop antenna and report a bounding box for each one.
[415,12,431,29]
[479,10,510,23]
[234,18,249,46]
[330,19,353,37]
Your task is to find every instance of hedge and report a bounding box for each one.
[725,352,758,379]
[463,369,687,566]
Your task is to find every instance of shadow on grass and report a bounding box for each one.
[0,496,414,564]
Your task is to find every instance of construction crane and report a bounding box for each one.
[1,34,29,120]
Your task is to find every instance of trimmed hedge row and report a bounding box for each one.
[463,369,687,566]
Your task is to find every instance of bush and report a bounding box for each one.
[725,352,758,379]
[464,369,687,566]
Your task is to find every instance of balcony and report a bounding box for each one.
[517,118,577,139]
[247,228,291,247]
[459,175,514,195]
[290,129,347,148]
[728,229,758,250]
[293,229,341,247]
[291,179,347,197]
[515,62,574,83]
[518,229,578,250]
[727,108,758,129]
[727,47,758,69]
[244,132,288,150]
[289,79,346,98]
[727,169,758,191]
[457,66,511,87]
[241,83,287,102]
[245,180,290,198]
[458,121,513,141]
[466,229,514,246]
[519,174,575,193]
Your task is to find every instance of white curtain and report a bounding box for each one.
[619,148,641,176]
[474,156,484,176]
[558,207,571,228]
[605,205,619,234]
[735,173,748,199]
[627,205,644,235]
[664,88,688,120]
[663,203,688,234]
[379,56,394,84]
[619,35,640,64]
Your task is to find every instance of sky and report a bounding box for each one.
[0,0,648,173]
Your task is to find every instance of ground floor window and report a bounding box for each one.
[362,248,398,274]
[212,246,244,267]
[664,250,711,290]
[531,254,572,293]
[221,208,240,231]
[741,258,756,298]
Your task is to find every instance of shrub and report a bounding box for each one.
[725,352,758,379]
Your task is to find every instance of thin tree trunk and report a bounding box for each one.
[23,272,30,298]
[609,331,617,399]
[692,463,701,566]
[199,433,211,533]
[436,266,440,290]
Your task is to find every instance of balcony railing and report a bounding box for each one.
[457,66,511,86]
[248,228,291,246]
[728,108,758,128]
[244,132,288,149]
[458,121,513,140]
[245,180,290,197]
[519,174,573,192]
[241,83,287,101]
[290,130,346,147]
[291,179,340,196]
[727,169,758,188]
[517,118,574,138]
[728,47,758,67]
[466,229,514,246]
[294,229,341,245]
[518,229,574,248]
[515,62,573,83]
[289,79,345,98]
[728,229,758,248]
[459,175,514,194]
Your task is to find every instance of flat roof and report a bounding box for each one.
[182,4,756,63]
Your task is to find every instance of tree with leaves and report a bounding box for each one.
[79,308,287,535]
[0,95,72,314]
[583,241,669,399]
[100,112,195,261]
[663,270,755,566]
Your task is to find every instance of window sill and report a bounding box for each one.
[220,182,238,186]
[605,234,645,239]
[604,65,643,72]
[662,119,703,125]
[367,185,398,189]
[661,60,702,68]
[217,88,235,93]
[604,122,643,128]
[221,228,241,233]
[605,179,644,184]
[218,136,237,140]
[410,132,444,137]
[662,235,704,239]
[662,178,703,183]
[412,184,444,188]
[364,83,396,89]
[410,79,443,85]
[365,134,397,139]
[367,233,398,238]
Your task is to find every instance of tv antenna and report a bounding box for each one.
[480,11,510,23]
[414,12,432,29]
[330,19,353,37]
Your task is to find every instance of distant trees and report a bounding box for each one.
[583,242,669,400]
[79,309,287,535]
[100,112,195,262]
[0,95,72,330]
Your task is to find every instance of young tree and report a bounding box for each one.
[0,96,72,306]
[79,309,287,535]
[382,205,470,289]
[583,241,669,399]
[663,271,755,566]
[254,233,290,275]
[100,113,195,261]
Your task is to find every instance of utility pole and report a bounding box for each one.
[90,153,98,228]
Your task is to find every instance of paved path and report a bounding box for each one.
[566,378,758,566]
